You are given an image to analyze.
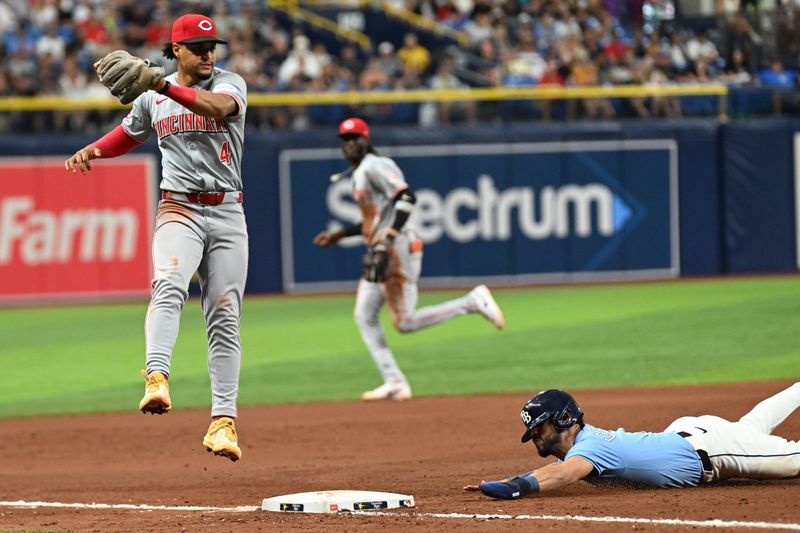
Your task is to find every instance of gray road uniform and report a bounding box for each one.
[352,153,491,387]
[123,68,248,418]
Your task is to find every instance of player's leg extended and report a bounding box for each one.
[385,235,503,332]
[355,279,410,400]
[141,213,205,414]
[145,218,204,377]
[197,203,248,419]
[738,382,800,435]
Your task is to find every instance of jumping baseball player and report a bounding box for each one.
[313,117,505,401]
[64,14,247,461]
[465,385,800,498]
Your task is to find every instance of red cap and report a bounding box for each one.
[338,117,370,138]
[172,14,227,44]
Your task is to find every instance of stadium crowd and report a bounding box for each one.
[0,0,798,132]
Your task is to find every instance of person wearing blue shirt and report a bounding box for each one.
[465,384,800,499]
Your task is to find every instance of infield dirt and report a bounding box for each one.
[1,381,798,532]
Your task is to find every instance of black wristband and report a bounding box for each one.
[341,223,362,237]
[157,80,171,94]
[508,474,540,496]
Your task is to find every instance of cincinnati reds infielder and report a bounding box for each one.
[65,14,246,461]
[313,117,505,401]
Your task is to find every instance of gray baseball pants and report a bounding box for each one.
[144,195,248,418]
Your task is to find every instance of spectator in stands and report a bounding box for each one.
[667,32,690,75]
[534,12,560,52]
[119,1,150,49]
[758,59,799,115]
[0,1,23,35]
[340,44,364,78]
[29,0,58,28]
[429,56,476,123]
[75,8,110,54]
[720,48,752,85]
[35,22,66,61]
[686,29,719,67]
[463,11,494,50]
[256,15,289,51]
[312,42,332,73]
[278,34,322,85]
[397,33,431,75]
[435,0,468,30]
[360,57,391,90]
[0,0,796,131]
[538,56,566,121]
[506,27,546,82]
[568,53,616,120]
[648,67,682,117]
[375,41,402,81]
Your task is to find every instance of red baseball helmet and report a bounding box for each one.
[172,14,227,44]
[338,117,370,138]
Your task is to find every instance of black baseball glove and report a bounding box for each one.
[362,240,392,283]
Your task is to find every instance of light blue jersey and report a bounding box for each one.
[564,424,703,488]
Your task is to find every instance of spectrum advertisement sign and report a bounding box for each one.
[279,140,679,292]
[0,156,156,303]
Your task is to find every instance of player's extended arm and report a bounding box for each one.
[64,125,140,174]
[463,457,594,499]
[313,223,362,247]
[152,79,238,119]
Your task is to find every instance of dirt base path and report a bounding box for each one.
[1,381,798,532]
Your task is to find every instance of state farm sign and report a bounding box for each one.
[0,157,155,302]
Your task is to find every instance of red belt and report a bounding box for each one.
[162,191,242,205]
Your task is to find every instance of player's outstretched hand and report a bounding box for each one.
[65,147,102,174]
[313,230,342,247]
[465,476,535,500]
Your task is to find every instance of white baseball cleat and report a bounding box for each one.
[470,284,505,330]
[361,382,413,401]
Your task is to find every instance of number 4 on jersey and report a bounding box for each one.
[219,142,231,165]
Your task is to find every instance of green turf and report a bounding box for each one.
[2,277,799,418]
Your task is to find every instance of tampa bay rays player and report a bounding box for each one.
[313,117,505,401]
[64,14,246,461]
[465,385,800,498]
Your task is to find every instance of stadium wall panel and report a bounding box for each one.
[0,118,797,297]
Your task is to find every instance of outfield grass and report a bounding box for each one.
[1,276,799,418]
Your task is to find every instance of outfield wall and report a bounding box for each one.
[0,118,797,298]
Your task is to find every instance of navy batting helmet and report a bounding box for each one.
[520,389,584,443]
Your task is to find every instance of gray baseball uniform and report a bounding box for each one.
[351,153,484,387]
[123,67,248,418]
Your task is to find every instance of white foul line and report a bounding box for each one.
[353,511,800,531]
[2,500,800,531]
[0,501,259,513]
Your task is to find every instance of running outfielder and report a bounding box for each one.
[313,118,505,401]
[64,14,247,461]
[465,385,800,498]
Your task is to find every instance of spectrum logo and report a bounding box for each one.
[324,174,635,245]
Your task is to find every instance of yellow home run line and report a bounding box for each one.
[2,500,799,530]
